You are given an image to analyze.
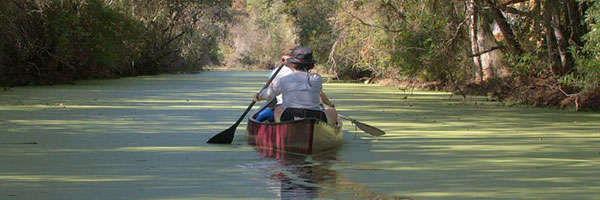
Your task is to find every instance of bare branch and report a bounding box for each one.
[501,0,530,7]
[469,46,504,57]
[482,0,532,16]
[343,9,403,33]
[382,2,406,21]
[446,18,469,47]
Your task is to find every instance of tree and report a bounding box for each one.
[468,0,510,81]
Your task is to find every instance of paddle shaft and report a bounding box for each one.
[233,65,285,126]
[337,114,352,121]
[207,65,285,144]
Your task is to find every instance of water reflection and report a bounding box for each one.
[255,148,338,199]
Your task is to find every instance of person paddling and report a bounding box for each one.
[254,45,296,122]
[254,46,338,125]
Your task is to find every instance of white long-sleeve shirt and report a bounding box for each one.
[260,71,322,111]
[269,65,293,105]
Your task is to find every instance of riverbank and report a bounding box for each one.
[371,75,600,111]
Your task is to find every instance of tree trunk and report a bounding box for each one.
[552,16,573,75]
[487,0,523,56]
[468,0,484,81]
[477,2,509,80]
[477,17,506,80]
[566,0,584,47]
[468,0,508,81]
[542,0,562,75]
[542,0,574,76]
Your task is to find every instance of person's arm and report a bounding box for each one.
[256,79,281,101]
[320,91,335,108]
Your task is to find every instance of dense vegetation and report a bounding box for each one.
[227,0,600,110]
[0,0,230,85]
[2,0,599,109]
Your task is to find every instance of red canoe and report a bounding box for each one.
[246,107,343,155]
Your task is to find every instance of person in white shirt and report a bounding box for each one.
[254,45,295,122]
[269,45,295,105]
[255,46,338,125]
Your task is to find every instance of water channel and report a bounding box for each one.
[1,71,599,199]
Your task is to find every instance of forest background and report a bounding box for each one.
[1,0,599,110]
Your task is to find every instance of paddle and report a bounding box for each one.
[337,114,385,137]
[207,65,285,144]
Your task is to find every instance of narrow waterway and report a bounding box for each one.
[1,71,599,199]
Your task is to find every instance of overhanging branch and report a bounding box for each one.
[344,9,402,33]
[469,45,504,57]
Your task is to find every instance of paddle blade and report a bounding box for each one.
[207,126,236,144]
[353,120,386,136]
[338,113,385,137]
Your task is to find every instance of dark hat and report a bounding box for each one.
[286,46,317,65]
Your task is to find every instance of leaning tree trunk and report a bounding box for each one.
[476,5,508,80]
[486,0,523,56]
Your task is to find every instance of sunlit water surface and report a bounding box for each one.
[1,71,599,199]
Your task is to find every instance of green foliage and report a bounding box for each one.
[576,0,600,89]
[229,0,471,80]
[506,53,546,77]
[0,0,230,85]
[43,0,145,76]
[573,51,600,89]
[281,0,336,63]
[558,72,587,89]
[226,0,598,108]
[326,0,469,80]
[225,0,295,67]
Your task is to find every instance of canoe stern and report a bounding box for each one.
[247,119,342,155]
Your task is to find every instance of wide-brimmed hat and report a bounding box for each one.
[286,46,317,65]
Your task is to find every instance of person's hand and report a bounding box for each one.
[253,93,261,102]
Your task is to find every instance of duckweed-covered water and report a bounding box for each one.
[1,71,599,199]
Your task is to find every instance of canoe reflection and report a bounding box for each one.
[256,147,338,199]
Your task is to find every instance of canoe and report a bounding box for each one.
[246,104,343,155]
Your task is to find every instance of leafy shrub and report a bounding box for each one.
[0,0,230,86]
[576,0,600,89]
